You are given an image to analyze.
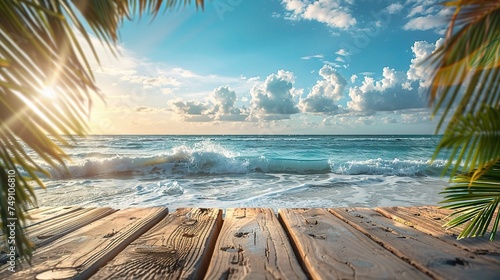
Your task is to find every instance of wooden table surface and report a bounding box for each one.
[1,206,499,279]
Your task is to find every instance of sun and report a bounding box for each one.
[40,87,56,99]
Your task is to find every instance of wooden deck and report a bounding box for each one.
[1,206,499,279]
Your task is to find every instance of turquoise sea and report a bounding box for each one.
[34,135,450,209]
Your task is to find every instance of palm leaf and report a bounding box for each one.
[429,1,500,241]
[434,107,500,179]
[0,0,205,263]
[441,162,500,240]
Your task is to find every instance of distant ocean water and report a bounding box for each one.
[33,135,450,209]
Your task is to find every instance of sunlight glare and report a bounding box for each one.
[40,87,56,99]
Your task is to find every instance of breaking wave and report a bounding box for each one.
[43,143,446,179]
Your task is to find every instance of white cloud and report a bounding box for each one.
[335,48,350,56]
[344,37,447,120]
[247,76,260,83]
[335,57,346,63]
[322,60,342,68]
[350,74,358,83]
[299,65,347,114]
[404,13,445,31]
[282,0,357,29]
[168,85,249,122]
[347,67,426,111]
[407,4,424,18]
[164,69,309,123]
[318,110,435,132]
[250,70,300,117]
[171,67,197,78]
[403,2,452,33]
[401,110,431,124]
[386,3,403,14]
[208,86,248,120]
[407,38,443,88]
[168,99,211,116]
[359,72,375,76]
[209,86,237,115]
[382,116,398,123]
[301,54,324,60]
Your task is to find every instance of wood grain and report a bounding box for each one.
[331,207,500,280]
[205,208,307,280]
[0,207,82,265]
[1,207,168,279]
[27,207,116,248]
[23,207,81,228]
[377,206,500,264]
[92,208,222,279]
[279,208,428,280]
[2,206,499,279]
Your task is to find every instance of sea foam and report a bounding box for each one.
[33,135,449,209]
[44,148,445,180]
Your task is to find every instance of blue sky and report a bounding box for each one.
[87,0,450,134]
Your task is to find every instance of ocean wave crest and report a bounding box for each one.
[43,144,446,179]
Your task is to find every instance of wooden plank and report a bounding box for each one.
[27,207,116,248]
[330,208,500,280]
[279,208,429,280]
[205,208,307,280]
[377,206,500,264]
[24,207,80,228]
[1,207,168,279]
[0,207,81,266]
[91,208,222,279]
[377,206,498,236]
[0,207,80,232]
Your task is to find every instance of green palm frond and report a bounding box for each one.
[441,162,500,241]
[435,107,500,179]
[1,0,205,263]
[429,1,500,240]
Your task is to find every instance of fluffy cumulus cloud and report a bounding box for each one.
[405,38,443,89]
[166,35,444,129]
[167,70,305,123]
[347,37,443,113]
[250,70,300,118]
[208,86,247,121]
[299,65,347,114]
[168,86,248,122]
[348,67,426,111]
[282,0,356,29]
